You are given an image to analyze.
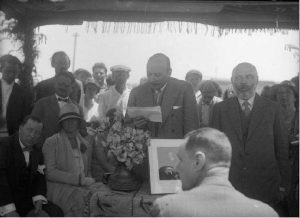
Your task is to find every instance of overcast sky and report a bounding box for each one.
[7,22,299,84]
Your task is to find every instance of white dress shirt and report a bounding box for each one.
[55,94,71,109]
[238,95,255,111]
[0,79,14,137]
[98,85,131,118]
[0,139,47,216]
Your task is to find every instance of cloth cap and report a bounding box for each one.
[58,103,82,123]
[110,65,131,73]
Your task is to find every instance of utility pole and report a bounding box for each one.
[72,32,79,72]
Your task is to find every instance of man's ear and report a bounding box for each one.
[168,68,172,76]
[193,151,206,171]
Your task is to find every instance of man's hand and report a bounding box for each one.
[133,116,148,129]
[33,200,43,214]
[5,211,19,217]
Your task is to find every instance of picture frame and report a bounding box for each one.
[148,139,185,194]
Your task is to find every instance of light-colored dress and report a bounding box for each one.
[42,131,105,216]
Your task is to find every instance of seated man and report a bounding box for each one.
[151,128,278,217]
[0,115,63,217]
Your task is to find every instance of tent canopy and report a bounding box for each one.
[1,0,299,29]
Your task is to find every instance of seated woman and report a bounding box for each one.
[43,103,105,216]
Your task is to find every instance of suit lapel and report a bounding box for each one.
[161,81,178,123]
[246,94,265,140]
[6,83,18,117]
[226,98,243,142]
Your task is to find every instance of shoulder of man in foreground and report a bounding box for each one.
[151,186,278,217]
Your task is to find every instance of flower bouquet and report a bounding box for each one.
[97,110,151,191]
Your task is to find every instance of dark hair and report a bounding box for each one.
[185,128,231,166]
[55,71,75,84]
[51,51,70,66]
[20,115,42,126]
[147,53,171,70]
[92,62,107,73]
[0,54,21,70]
[270,82,298,108]
[73,68,91,79]
[185,70,202,81]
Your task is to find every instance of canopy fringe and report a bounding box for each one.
[77,21,290,37]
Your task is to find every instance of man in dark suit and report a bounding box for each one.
[34,51,71,102]
[210,62,290,214]
[127,53,199,139]
[0,55,33,137]
[34,51,81,104]
[0,115,63,217]
[151,128,278,217]
[32,71,85,145]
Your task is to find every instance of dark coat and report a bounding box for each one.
[210,95,291,203]
[0,133,46,214]
[127,77,199,139]
[34,77,55,102]
[0,81,33,135]
[31,95,87,145]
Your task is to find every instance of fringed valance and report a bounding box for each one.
[72,21,291,37]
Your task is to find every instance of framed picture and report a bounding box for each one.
[148,139,185,194]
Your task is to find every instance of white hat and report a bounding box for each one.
[110,65,131,73]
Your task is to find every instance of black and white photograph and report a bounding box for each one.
[0,0,298,217]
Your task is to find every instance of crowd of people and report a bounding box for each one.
[0,51,298,217]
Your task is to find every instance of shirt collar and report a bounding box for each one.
[238,95,255,109]
[153,83,167,94]
[55,94,69,101]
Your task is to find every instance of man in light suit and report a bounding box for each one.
[151,128,278,217]
[32,71,85,145]
[210,62,290,215]
[127,53,199,139]
[0,55,33,137]
[0,115,63,217]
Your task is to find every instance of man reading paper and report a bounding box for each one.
[126,53,199,139]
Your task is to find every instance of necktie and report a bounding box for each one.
[154,90,161,106]
[243,101,251,117]
[58,97,69,103]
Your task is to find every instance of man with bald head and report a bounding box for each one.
[151,128,278,217]
[210,62,290,214]
[127,53,198,181]
[127,53,198,138]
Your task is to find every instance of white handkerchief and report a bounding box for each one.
[172,106,181,110]
[37,165,45,175]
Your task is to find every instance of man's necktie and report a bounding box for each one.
[58,97,69,103]
[243,100,251,117]
[154,90,161,106]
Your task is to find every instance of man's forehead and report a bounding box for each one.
[233,63,257,76]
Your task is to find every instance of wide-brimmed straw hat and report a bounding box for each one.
[58,103,82,123]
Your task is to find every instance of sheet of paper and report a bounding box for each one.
[127,106,162,122]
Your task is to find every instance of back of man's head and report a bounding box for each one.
[0,54,21,71]
[185,127,231,168]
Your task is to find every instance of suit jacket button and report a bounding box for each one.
[171,129,175,133]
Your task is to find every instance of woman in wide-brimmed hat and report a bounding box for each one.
[42,103,106,216]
